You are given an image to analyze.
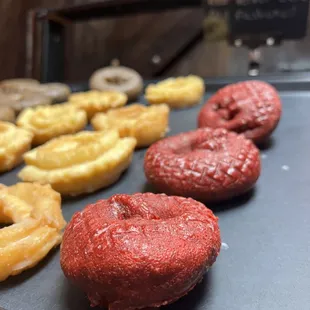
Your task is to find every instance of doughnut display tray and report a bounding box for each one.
[2,74,310,310]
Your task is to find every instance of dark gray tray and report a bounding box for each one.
[1,75,310,310]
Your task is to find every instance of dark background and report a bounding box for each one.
[1,0,310,82]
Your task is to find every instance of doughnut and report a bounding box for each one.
[0,80,71,103]
[60,193,221,309]
[0,182,66,281]
[198,80,282,143]
[0,106,15,122]
[90,66,143,101]
[0,89,51,112]
[0,121,33,173]
[38,83,71,103]
[18,130,136,196]
[68,90,128,119]
[17,104,87,145]
[91,103,170,148]
[0,78,40,88]
[144,128,260,202]
[145,75,205,109]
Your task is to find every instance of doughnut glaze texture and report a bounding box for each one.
[144,128,260,202]
[198,80,282,143]
[60,193,221,309]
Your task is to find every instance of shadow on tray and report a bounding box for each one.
[208,188,256,213]
[62,270,213,310]
[257,136,275,151]
[142,182,256,212]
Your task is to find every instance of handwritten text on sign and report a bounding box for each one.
[230,0,309,39]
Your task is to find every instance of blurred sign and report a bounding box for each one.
[204,0,310,46]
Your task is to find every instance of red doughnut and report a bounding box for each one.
[144,128,260,202]
[198,80,282,143]
[60,193,221,310]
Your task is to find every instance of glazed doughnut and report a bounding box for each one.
[198,80,282,143]
[0,121,33,173]
[68,90,128,119]
[0,78,40,88]
[90,66,143,101]
[60,193,221,309]
[145,75,205,109]
[0,182,66,281]
[39,83,71,103]
[0,106,15,122]
[144,128,261,202]
[17,104,87,145]
[0,80,71,103]
[0,89,51,112]
[18,130,136,196]
[91,103,170,147]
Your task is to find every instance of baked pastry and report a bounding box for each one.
[0,106,15,122]
[145,75,205,109]
[39,83,71,103]
[0,89,51,112]
[19,130,136,196]
[91,103,169,147]
[0,182,66,281]
[198,80,282,143]
[61,193,221,309]
[0,79,71,103]
[17,104,87,145]
[0,78,40,88]
[89,66,143,101]
[68,90,127,119]
[144,128,261,202]
[0,121,33,173]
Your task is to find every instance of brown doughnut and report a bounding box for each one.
[198,80,282,143]
[0,106,15,122]
[39,83,71,103]
[0,78,40,89]
[0,90,51,112]
[89,66,143,101]
[144,128,261,202]
[60,193,221,309]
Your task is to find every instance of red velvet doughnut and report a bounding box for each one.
[60,193,221,310]
[198,80,282,143]
[144,128,260,202]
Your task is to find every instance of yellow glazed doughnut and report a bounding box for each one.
[19,131,136,196]
[68,90,127,119]
[0,121,33,173]
[145,75,205,109]
[92,104,170,147]
[16,104,87,145]
[0,182,66,281]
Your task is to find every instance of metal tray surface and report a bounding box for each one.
[1,77,310,310]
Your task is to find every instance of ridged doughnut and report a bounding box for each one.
[145,75,205,109]
[144,128,261,202]
[198,80,282,143]
[17,104,87,145]
[91,103,170,147]
[60,193,221,309]
[0,182,66,281]
[18,131,136,196]
[0,121,33,173]
[68,90,127,119]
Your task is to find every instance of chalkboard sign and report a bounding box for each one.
[204,0,309,46]
[230,0,310,40]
